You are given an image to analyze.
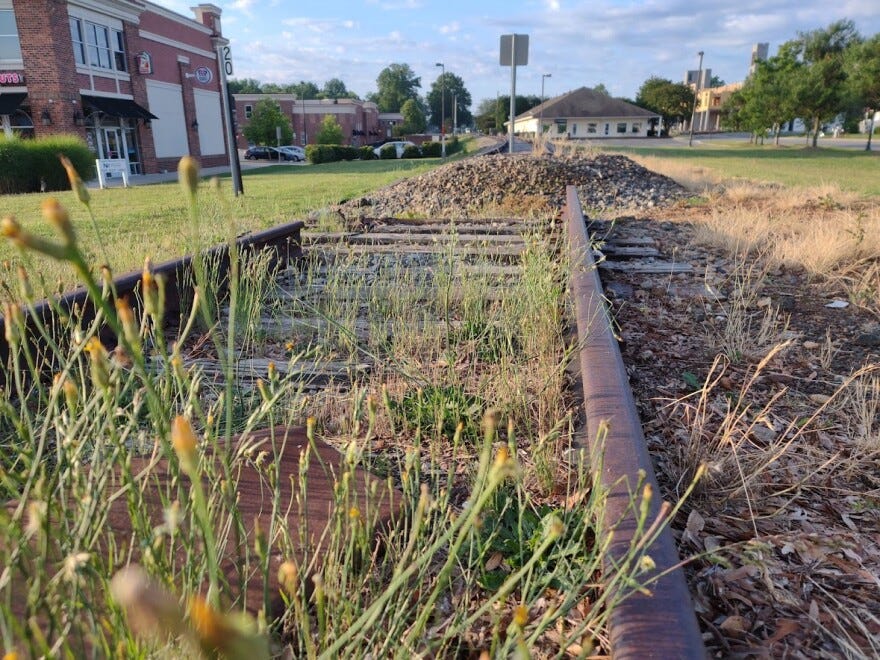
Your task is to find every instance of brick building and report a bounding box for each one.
[233,94,382,148]
[0,0,231,175]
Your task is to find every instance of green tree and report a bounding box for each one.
[491,95,542,134]
[635,77,694,132]
[261,82,285,94]
[786,19,860,147]
[290,81,320,99]
[227,77,261,93]
[315,114,344,144]
[593,83,610,96]
[709,75,726,87]
[400,98,426,134]
[847,33,880,150]
[242,98,292,146]
[320,78,358,100]
[727,51,800,144]
[426,72,472,131]
[370,63,421,112]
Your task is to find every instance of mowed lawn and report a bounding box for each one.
[608,142,880,196]
[0,158,439,294]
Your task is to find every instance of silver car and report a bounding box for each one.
[373,141,418,158]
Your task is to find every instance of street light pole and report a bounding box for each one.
[539,73,551,139]
[436,62,445,157]
[453,93,457,135]
[688,50,703,147]
[302,96,307,146]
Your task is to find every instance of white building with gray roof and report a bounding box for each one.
[509,87,660,138]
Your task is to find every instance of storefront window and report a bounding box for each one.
[0,9,22,60]
[70,17,126,72]
[4,109,34,139]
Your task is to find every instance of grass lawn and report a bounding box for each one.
[606,143,880,196]
[0,157,441,294]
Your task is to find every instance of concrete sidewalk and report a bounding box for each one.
[85,158,287,188]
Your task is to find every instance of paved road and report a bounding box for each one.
[566,132,877,151]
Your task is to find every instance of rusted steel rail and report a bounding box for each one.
[0,220,304,384]
[566,186,705,658]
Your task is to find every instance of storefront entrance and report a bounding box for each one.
[87,118,142,175]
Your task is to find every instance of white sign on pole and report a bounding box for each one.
[222,45,233,76]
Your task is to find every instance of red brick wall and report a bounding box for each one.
[234,97,382,147]
[13,2,229,173]
[124,20,157,175]
[15,0,82,138]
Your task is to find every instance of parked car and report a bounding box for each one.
[276,145,305,162]
[244,146,275,160]
[373,140,418,158]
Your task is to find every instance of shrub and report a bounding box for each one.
[420,141,442,157]
[379,144,397,160]
[401,144,421,159]
[359,145,376,160]
[0,135,95,194]
[305,144,361,164]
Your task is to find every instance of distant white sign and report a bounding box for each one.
[96,159,130,189]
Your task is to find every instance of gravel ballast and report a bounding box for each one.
[337,152,688,220]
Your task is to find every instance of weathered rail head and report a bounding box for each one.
[566,186,705,659]
[0,220,303,387]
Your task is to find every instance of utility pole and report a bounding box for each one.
[688,50,703,148]
[539,73,551,138]
[436,62,445,157]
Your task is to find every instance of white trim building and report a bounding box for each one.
[510,87,660,138]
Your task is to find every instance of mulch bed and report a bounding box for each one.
[597,207,880,657]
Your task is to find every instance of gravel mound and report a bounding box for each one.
[337,153,687,220]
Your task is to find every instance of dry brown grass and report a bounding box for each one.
[680,183,880,316]
[625,154,721,193]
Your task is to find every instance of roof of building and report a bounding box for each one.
[517,87,658,120]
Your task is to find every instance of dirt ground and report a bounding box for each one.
[596,204,880,658]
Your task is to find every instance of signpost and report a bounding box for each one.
[500,34,528,154]
[214,38,243,196]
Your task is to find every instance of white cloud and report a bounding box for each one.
[439,22,460,35]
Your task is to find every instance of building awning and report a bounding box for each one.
[0,93,27,115]
[82,95,157,120]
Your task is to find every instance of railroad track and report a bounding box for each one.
[0,183,705,656]
[165,190,705,657]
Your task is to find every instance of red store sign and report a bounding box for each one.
[0,72,24,85]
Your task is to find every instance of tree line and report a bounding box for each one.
[230,63,473,143]
[629,19,879,148]
[723,20,879,148]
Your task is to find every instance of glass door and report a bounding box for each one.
[102,127,123,160]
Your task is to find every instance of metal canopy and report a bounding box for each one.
[82,95,157,120]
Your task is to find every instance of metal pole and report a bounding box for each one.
[436,62,445,157]
[509,35,516,153]
[539,73,551,139]
[453,94,457,135]
[688,50,703,148]
[302,97,307,146]
[214,38,243,195]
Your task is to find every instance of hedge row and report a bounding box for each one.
[305,136,463,165]
[0,135,95,194]
[306,144,376,164]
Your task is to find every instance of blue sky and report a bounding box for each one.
[155,0,880,110]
